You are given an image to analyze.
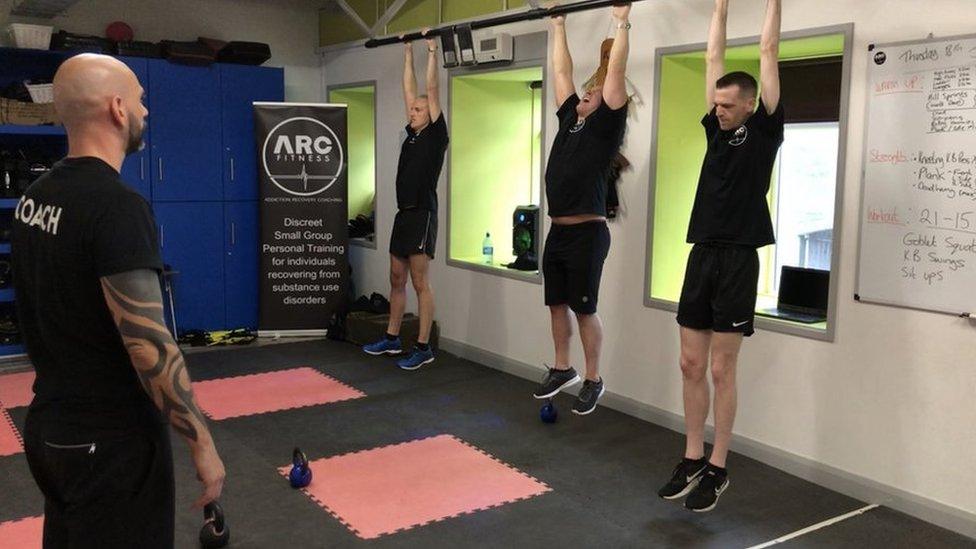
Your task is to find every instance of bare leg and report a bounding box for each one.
[408,254,434,344]
[680,327,712,460]
[549,305,573,369]
[576,312,603,381]
[708,332,743,468]
[386,254,409,336]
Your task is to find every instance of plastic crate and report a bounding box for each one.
[7,23,53,50]
[25,82,54,104]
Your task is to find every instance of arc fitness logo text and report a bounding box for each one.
[262,116,345,197]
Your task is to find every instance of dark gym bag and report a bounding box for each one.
[218,41,272,65]
[160,40,216,66]
[114,40,162,58]
[50,30,112,53]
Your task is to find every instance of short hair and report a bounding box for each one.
[716,71,758,99]
[416,94,429,100]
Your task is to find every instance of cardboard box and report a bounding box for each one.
[0,98,60,126]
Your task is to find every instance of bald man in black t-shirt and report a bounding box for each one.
[658,0,784,513]
[13,54,224,546]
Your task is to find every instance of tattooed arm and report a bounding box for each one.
[101,269,225,508]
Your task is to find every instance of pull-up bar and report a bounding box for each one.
[364,0,648,49]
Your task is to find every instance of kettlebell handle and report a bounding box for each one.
[293,447,308,468]
[204,501,225,533]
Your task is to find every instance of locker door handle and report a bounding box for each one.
[140,157,145,181]
[159,225,164,249]
[231,222,236,246]
[158,158,164,181]
[230,157,235,182]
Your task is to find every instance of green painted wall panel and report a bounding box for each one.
[320,7,370,46]
[442,0,504,22]
[321,0,540,46]
[320,0,385,46]
[450,68,543,265]
[386,0,439,34]
[329,86,377,220]
[348,0,381,24]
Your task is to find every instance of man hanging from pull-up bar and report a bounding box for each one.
[363,29,448,371]
[532,2,631,416]
[658,0,784,513]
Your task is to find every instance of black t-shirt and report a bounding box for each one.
[11,157,164,439]
[395,114,449,212]
[545,94,628,217]
[687,99,785,247]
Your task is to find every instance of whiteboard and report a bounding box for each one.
[856,34,976,316]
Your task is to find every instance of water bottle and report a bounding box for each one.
[482,232,494,265]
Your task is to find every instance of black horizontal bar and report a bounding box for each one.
[364,0,648,49]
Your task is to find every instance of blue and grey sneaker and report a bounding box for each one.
[571,378,605,415]
[533,366,581,399]
[363,337,402,356]
[396,346,435,370]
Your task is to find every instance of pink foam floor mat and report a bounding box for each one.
[0,516,42,548]
[193,367,365,420]
[0,371,35,408]
[0,407,23,457]
[278,434,550,539]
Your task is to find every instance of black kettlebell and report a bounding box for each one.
[200,500,230,548]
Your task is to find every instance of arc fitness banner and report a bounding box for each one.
[254,102,348,333]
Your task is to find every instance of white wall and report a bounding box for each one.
[326,0,976,529]
[2,0,322,101]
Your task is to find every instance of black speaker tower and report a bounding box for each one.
[508,205,539,271]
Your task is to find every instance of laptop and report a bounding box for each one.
[757,266,829,324]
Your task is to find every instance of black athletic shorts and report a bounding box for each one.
[543,221,610,315]
[677,243,760,336]
[390,208,436,259]
[23,415,175,549]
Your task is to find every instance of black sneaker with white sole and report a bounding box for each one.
[571,378,605,415]
[532,367,581,399]
[684,465,729,512]
[658,457,708,500]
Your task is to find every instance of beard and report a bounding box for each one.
[125,118,145,155]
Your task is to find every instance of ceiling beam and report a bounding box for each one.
[371,0,410,36]
[333,0,374,36]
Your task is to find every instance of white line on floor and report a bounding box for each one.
[746,504,881,549]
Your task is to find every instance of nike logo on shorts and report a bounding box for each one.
[732,320,750,328]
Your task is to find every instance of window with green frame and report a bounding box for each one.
[328,83,377,244]
[646,32,848,336]
[448,66,543,276]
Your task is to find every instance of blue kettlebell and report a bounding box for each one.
[289,447,312,488]
[540,399,558,424]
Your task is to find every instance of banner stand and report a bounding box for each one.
[254,102,349,333]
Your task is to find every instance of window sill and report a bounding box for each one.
[644,296,833,342]
[350,236,376,249]
[447,256,541,284]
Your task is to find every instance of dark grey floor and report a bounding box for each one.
[1,340,973,548]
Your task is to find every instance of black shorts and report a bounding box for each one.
[23,415,175,549]
[677,243,760,336]
[543,221,610,315]
[390,208,436,259]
